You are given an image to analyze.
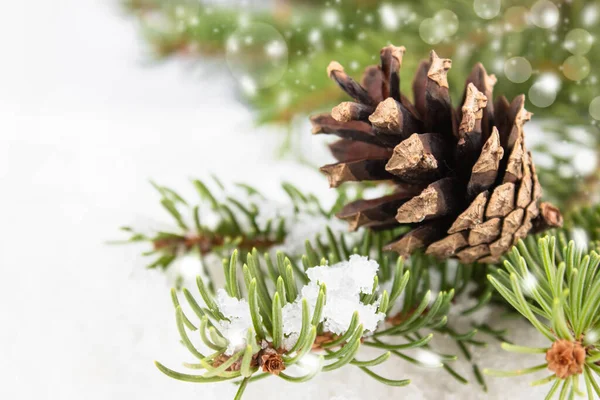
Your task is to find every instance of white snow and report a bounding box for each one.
[282,255,385,349]
[306,255,379,295]
[265,209,356,258]
[216,289,255,355]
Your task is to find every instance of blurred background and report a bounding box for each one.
[0,0,597,399]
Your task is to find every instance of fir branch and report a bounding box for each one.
[155,241,413,397]
[485,235,600,399]
[117,178,358,286]
[155,224,522,396]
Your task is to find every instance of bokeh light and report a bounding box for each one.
[562,55,591,81]
[530,0,559,29]
[504,6,529,33]
[582,3,599,27]
[564,29,593,56]
[590,97,600,120]
[529,74,561,108]
[419,10,459,45]
[473,0,501,20]
[434,10,459,37]
[419,18,445,44]
[504,57,532,83]
[226,22,289,94]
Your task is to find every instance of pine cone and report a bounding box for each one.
[313,45,563,263]
[258,348,286,375]
[546,340,586,379]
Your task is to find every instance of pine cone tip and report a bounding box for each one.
[428,50,452,88]
[327,61,344,77]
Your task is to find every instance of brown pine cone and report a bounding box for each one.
[546,340,586,379]
[258,348,286,375]
[313,45,563,263]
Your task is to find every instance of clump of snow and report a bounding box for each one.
[215,289,254,355]
[306,255,379,295]
[281,255,385,349]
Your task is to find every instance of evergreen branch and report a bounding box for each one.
[485,235,600,399]
[155,238,415,397]
[155,223,520,396]
[117,178,360,287]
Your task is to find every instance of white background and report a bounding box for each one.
[0,1,557,398]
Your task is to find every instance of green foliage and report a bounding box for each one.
[566,204,600,243]
[118,2,600,395]
[124,0,600,122]
[119,168,600,396]
[485,235,600,399]
[157,237,415,398]
[156,219,531,397]
[117,177,356,274]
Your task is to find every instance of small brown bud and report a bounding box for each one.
[212,354,242,371]
[546,339,586,379]
[259,348,286,375]
[312,332,337,350]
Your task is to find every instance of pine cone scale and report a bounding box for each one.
[385,133,445,182]
[467,127,503,197]
[321,158,394,188]
[337,190,421,231]
[395,177,458,223]
[369,98,423,137]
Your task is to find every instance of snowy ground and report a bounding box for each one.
[0,1,562,399]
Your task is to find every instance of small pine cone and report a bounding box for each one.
[546,339,586,379]
[313,45,563,263]
[258,348,286,375]
[312,332,337,350]
[212,354,242,371]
